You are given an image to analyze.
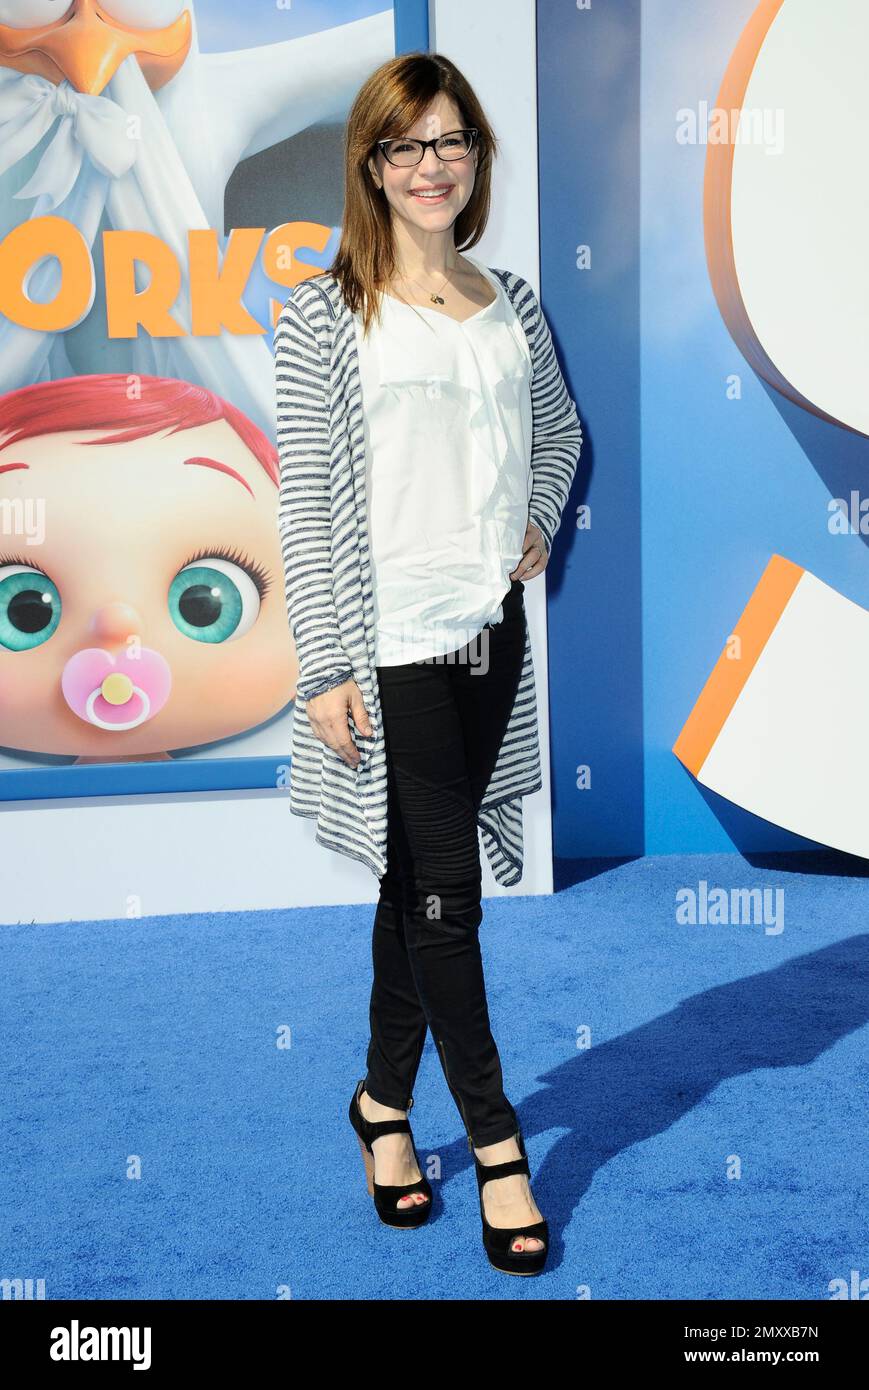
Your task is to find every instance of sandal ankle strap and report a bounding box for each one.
[366,1116,412,1139]
[354,1082,413,1140]
[474,1153,530,1185]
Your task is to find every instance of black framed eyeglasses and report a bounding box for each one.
[376,128,479,167]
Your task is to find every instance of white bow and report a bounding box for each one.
[0,69,138,210]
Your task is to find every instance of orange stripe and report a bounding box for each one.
[672,554,804,776]
[704,0,785,360]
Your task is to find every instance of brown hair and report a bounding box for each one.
[325,52,499,336]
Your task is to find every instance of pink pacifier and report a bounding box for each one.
[62,647,172,731]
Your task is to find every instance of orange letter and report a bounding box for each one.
[189,227,265,336]
[103,230,184,338]
[0,216,93,329]
[263,222,333,325]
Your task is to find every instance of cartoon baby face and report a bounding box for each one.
[0,376,297,760]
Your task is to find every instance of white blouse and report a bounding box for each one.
[352,254,533,666]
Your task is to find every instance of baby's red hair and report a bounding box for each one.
[0,374,279,485]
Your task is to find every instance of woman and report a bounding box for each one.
[274,52,582,1277]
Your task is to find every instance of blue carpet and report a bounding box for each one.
[1,852,866,1300]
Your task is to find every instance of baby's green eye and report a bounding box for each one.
[0,566,61,651]
[168,559,261,643]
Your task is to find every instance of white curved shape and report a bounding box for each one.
[709,0,869,436]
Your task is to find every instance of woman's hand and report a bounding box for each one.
[509,521,549,580]
[306,679,373,768]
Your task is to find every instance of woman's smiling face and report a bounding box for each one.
[368,92,478,234]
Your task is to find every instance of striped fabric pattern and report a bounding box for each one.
[273,267,582,886]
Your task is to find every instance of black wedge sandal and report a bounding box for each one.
[473,1130,549,1276]
[348,1078,433,1229]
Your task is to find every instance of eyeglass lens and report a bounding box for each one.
[381,131,473,166]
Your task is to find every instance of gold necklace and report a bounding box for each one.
[394,262,457,306]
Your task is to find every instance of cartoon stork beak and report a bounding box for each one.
[0,0,192,97]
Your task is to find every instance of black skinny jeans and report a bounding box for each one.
[364,577,527,1149]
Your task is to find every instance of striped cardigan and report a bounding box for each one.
[273,266,582,886]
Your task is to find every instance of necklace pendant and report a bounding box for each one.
[430,293,445,304]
